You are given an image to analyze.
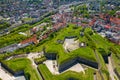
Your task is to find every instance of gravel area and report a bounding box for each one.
[63,38,79,52]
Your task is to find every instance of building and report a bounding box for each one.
[19,34,38,46]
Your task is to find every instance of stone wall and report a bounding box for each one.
[44,52,57,60]
[1,62,24,76]
[58,57,98,72]
[58,58,77,72]
[77,57,98,69]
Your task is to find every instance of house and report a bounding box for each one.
[53,22,66,31]
[109,37,120,45]
[19,34,38,46]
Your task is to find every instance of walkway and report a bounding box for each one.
[94,50,104,80]
[27,52,44,80]
[106,57,119,80]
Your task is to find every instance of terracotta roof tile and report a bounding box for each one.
[20,34,38,45]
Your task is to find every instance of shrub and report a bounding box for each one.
[34,56,46,64]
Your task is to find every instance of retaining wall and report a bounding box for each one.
[58,58,77,72]
[1,62,24,76]
[44,52,57,60]
[58,57,98,72]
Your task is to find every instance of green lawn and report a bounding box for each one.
[58,47,97,65]
[84,28,113,56]
[2,58,41,80]
[38,64,95,80]
[91,34,112,54]
[34,56,46,64]
[97,51,110,80]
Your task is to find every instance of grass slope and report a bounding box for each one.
[2,58,41,80]
[38,64,95,80]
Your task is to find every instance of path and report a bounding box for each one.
[94,50,104,80]
[27,52,44,80]
[94,73,97,80]
[106,57,119,80]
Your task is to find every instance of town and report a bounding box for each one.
[0,0,120,80]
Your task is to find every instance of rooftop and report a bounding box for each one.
[20,34,38,45]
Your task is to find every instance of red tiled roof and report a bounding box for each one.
[100,14,120,25]
[20,34,38,45]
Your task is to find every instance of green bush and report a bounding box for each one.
[34,56,46,64]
